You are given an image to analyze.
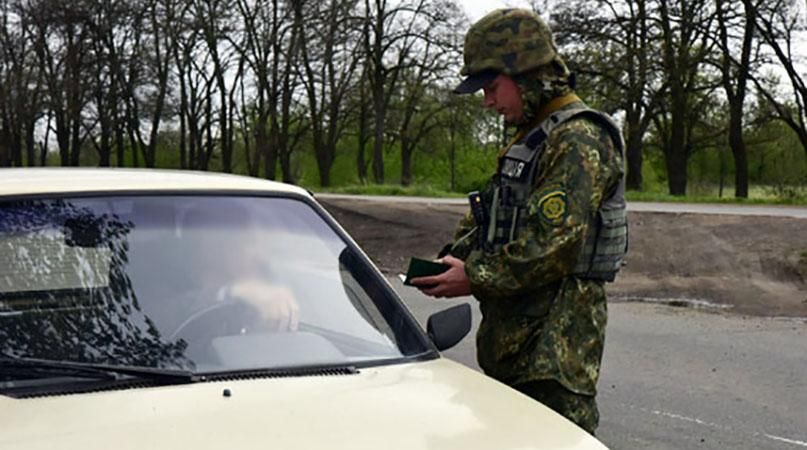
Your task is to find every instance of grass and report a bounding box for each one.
[626,184,807,205]
[624,191,807,205]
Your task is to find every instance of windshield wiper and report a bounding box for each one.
[0,356,197,384]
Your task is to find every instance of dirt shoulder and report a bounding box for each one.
[320,197,807,318]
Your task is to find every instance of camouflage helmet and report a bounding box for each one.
[455,9,558,93]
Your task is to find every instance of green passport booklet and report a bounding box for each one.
[402,257,450,286]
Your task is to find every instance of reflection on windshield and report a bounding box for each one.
[0,199,188,373]
[0,196,423,382]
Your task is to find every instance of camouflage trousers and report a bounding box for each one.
[512,379,599,435]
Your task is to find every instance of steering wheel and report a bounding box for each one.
[169,300,264,363]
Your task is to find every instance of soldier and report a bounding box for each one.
[410,8,628,435]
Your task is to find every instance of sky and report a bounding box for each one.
[460,0,535,21]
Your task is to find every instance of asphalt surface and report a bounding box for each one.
[390,277,807,450]
[316,194,807,219]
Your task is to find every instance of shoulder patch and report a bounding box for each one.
[536,190,568,225]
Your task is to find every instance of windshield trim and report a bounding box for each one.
[1,352,440,399]
[194,350,437,378]
[0,189,439,367]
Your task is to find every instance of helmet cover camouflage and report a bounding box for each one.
[461,9,558,77]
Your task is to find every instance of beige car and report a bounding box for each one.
[0,168,607,450]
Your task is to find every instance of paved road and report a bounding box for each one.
[389,277,807,450]
[316,193,807,219]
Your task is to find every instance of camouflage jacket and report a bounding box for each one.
[450,101,624,396]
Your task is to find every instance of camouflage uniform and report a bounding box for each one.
[449,9,626,435]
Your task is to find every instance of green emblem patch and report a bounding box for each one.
[537,190,568,225]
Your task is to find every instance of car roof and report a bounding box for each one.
[0,168,310,197]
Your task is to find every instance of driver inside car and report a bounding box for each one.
[162,200,300,361]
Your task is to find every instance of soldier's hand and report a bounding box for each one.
[410,255,472,298]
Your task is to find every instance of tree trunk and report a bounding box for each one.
[0,126,9,166]
[729,103,748,198]
[357,88,369,184]
[115,120,126,167]
[625,111,644,191]
[252,117,266,178]
[665,143,688,196]
[401,138,413,186]
[98,122,111,167]
[262,123,277,181]
[216,74,230,173]
[666,80,688,196]
[56,112,70,166]
[316,145,332,187]
[372,100,385,184]
[25,121,36,166]
[279,149,293,183]
[10,129,22,167]
[69,112,82,166]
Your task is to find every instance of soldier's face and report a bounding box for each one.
[483,74,524,124]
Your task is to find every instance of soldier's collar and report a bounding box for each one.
[498,93,582,160]
[533,93,583,125]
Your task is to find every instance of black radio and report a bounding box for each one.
[468,191,488,250]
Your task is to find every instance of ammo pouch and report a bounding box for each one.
[572,195,628,282]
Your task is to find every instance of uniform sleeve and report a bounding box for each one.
[464,119,622,300]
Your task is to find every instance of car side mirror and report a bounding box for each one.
[426,303,471,351]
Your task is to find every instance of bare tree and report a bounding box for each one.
[173,4,216,170]
[192,0,236,172]
[361,0,433,184]
[655,0,717,195]
[296,0,361,187]
[1,0,45,167]
[230,0,301,181]
[353,57,372,183]
[552,0,664,191]
[84,0,140,167]
[390,0,462,185]
[713,0,761,198]
[752,0,807,158]
[29,0,96,166]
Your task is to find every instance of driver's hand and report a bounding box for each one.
[229,280,300,332]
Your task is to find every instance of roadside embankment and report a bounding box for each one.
[319,197,807,318]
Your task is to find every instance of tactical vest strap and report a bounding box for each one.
[489,106,628,282]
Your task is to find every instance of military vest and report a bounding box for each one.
[482,108,628,282]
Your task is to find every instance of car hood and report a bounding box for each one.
[0,358,606,450]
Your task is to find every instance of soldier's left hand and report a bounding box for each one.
[410,255,472,298]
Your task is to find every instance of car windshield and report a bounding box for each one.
[0,195,428,379]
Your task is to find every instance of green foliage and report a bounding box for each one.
[634,102,806,202]
[295,133,498,194]
[634,146,669,194]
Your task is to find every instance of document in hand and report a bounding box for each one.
[402,257,450,286]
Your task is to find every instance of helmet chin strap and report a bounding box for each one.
[513,75,546,127]
[498,91,582,160]
[568,72,577,90]
[512,63,578,128]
